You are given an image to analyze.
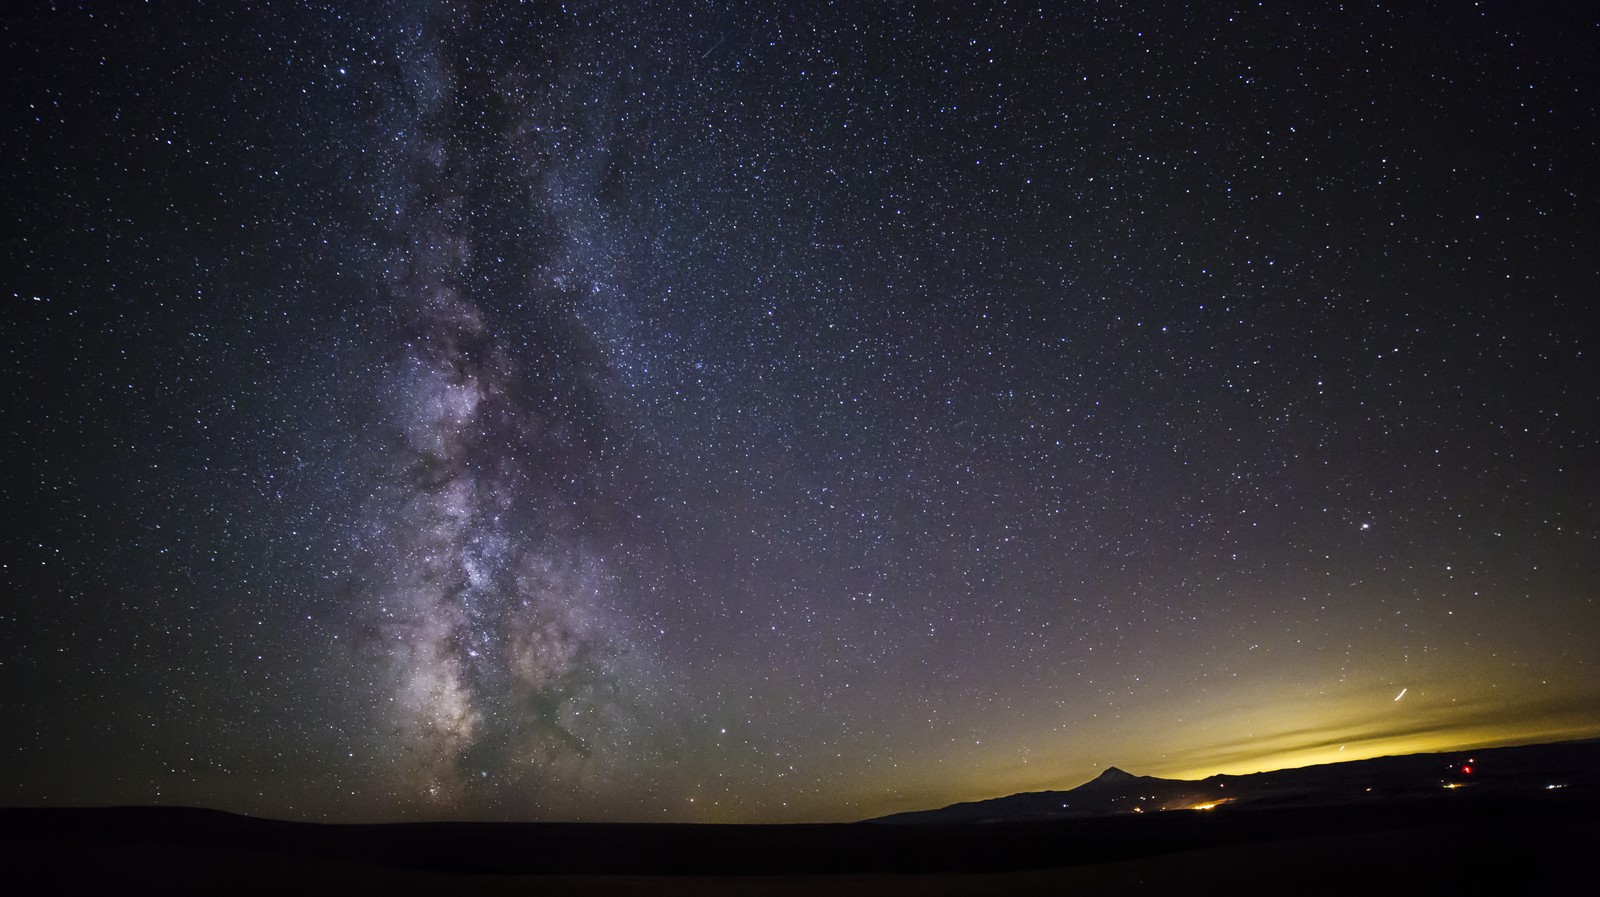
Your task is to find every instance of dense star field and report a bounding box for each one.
[3,2,1597,823]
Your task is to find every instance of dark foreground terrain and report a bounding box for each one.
[5,793,1595,895]
[6,741,1597,895]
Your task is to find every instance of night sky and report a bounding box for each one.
[3,1,1598,824]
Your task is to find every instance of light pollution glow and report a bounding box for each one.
[831,674,1600,823]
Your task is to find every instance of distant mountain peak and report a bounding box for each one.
[1083,767,1139,787]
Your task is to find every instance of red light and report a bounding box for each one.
[1462,766,1473,775]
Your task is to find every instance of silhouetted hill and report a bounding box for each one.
[870,738,1600,823]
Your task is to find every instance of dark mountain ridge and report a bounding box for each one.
[870,738,1600,823]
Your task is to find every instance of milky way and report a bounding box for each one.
[344,5,671,812]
